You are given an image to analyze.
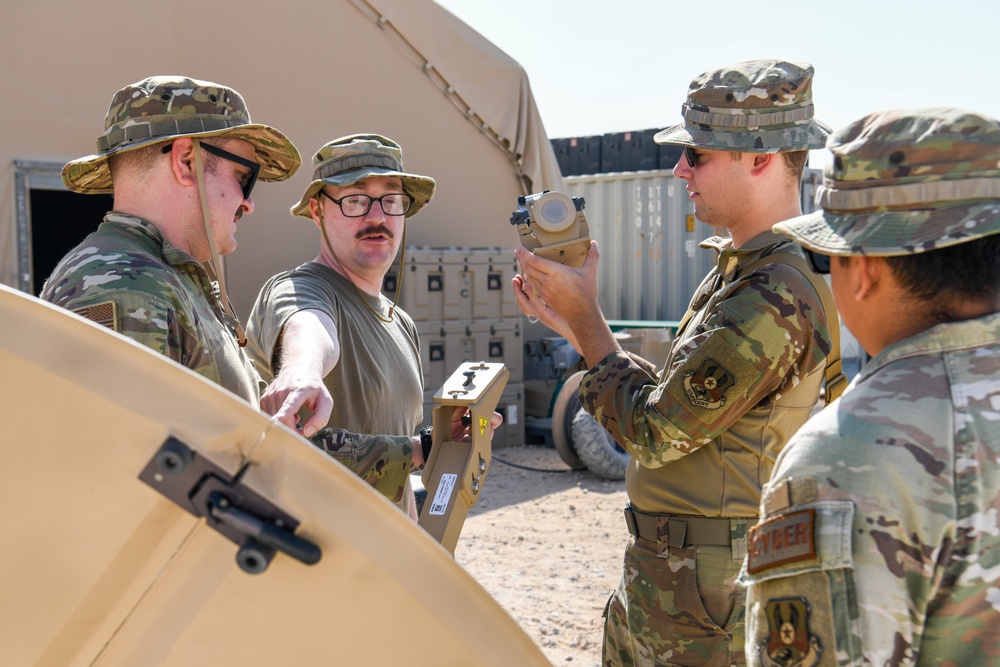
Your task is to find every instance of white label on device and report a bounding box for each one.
[430,474,458,515]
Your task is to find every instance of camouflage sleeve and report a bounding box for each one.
[741,354,998,664]
[580,264,828,468]
[309,428,413,503]
[50,291,180,363]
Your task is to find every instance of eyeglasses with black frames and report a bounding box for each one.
[162,142,260,201]
[320,190,413,217]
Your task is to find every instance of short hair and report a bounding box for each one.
[728,150,808,182]
[884,233,1000,321]
[107,139,223,183]
[781,150,809,181]
[107,143,163,181]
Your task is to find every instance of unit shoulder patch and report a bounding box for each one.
[759,597,822,666]
[682,357,736,409]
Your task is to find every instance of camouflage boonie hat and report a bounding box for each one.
[654,59,830,153]
[290,134,436,219]
[62,75,301,194]
[774,108,1000,256]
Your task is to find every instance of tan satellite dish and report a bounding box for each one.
[0,285,550,667]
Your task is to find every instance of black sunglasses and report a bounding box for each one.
[162,141,260,201]
[684,145,699,168]
[805,249,831,275]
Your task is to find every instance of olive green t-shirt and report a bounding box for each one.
[247,262,423,506]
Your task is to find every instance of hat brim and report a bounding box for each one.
[290,166,436,219]
[62,124,301,194]
[654,119,831,153]
[773,200,1000,256]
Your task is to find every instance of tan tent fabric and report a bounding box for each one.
[0,0,565,316]
[356,0,566,195]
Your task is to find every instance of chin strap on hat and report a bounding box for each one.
[315,203,407,324]
[192,138,249,346]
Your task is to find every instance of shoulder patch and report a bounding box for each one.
[72,301,118,331]
[682,357,736,409]
[747,508,816,574]
[759,597,823,666]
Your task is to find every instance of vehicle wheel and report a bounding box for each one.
[550,370,587,470]
[571,408,628,480]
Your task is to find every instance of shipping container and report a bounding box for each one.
[564,169,718,322]
[563,167,827,323]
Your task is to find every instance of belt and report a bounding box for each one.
[623,505,754,548]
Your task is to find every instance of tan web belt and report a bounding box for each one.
[624,505,755,548]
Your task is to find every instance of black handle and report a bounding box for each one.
[208,492,321,567]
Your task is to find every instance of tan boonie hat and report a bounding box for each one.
[654,59,830,153]
[774,108,1000,257]
[290,134,436,219]
[62,75,301,194]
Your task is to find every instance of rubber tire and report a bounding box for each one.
[550,371,587,470]
[571,407,629,480]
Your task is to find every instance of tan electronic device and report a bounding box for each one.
[419,361,509,554]
[510,190,591,267]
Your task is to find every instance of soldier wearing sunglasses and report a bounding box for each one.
[513,60,839,666]
[41,75,300,404]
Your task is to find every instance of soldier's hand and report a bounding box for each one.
[514,241,602,328]
[449,409,503,442]
[260,369,333,438]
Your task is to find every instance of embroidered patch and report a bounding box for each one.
[72,301,118,331]
[747,508,816,574]
[682,358,735,409]
[759,597,822,666]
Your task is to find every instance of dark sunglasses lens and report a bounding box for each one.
[807,249,831,274]
[685,146,697,168]
[243,168,259,200]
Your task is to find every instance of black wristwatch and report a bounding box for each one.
[419,427,433,463]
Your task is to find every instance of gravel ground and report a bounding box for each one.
[455,445,630,666]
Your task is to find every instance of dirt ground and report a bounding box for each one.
[454,445,630,666]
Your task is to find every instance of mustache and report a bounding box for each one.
[356,224,394,240]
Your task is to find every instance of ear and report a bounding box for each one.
[854,255,885,300]
[165,137,198,187]
[749,152,776,177]
[308,196,324,230]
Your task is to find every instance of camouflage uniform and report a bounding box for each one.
[741,108,1000,665]
[587,61,834,666]
[40,214,262,404]
[248,135,437,507]
[43,76,300,403]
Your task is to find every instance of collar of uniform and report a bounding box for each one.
[104,212,203,268]
[104,212,220,302]
[305,260,388,313]
[855,310,1000,385]
[708,231,791,282]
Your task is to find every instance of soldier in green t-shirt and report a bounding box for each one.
[247,135,499,517]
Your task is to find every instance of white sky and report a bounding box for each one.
[434,0,1000,168]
